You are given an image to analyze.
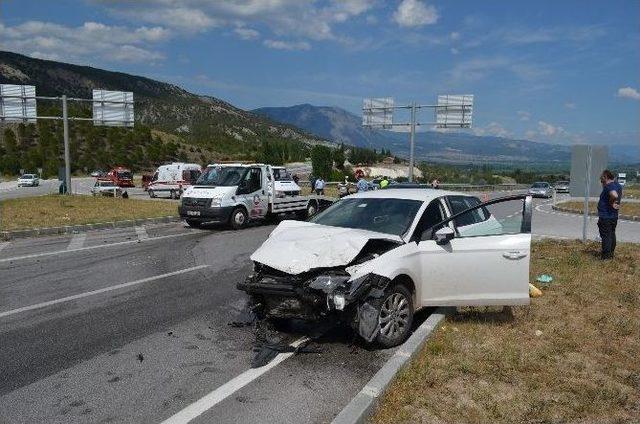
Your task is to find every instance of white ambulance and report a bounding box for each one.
[147,163,202,199]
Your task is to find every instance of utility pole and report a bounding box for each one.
[62,95,71,194]
[408,102,417,182]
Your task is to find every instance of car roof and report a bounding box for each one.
[345,188,468,202]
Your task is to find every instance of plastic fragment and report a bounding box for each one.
[529,283,543,298]
[536,274,553,284]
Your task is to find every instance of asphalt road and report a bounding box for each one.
[0,222,396,424]
[1,190,639,424]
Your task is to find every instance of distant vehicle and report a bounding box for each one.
[147,163,202,199]
[528,182,553,198]
[617,173,627,187]
[91,170,105,178]
[554,181,570,193]
[91,179,123,197]
[106,166,135,188]
[17,174,40,187]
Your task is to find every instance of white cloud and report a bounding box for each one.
[450,31,460,41]
[234,27,260,40]
[473,122,512,138]
[393,0,438,27]
[263,39,311,51]
[617,87,640,100]
[538,120,563,137]
[564,102,576,109]
[0,21,166,63]
[517,110,530,121]
[101,0,375,46]
[450,47,459,55]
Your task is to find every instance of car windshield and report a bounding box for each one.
[532,182,548,188]
[196,166,246,186]
[22,174,34,179]
[309,197,423,236]
[117,171,132,179]
[100,181,116,187]
[272,168,292,181]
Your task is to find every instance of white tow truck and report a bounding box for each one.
[179,163,334,229]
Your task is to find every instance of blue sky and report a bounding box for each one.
[1,0,639,147]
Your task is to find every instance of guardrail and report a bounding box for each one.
[297,181,528,192]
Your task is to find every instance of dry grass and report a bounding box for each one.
[559,201,640,217]
[373,240,640,424]
[0,195,177,230]
[624,186,640,200]
[300,184,341,198]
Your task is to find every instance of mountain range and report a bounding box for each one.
[253,104,638,165]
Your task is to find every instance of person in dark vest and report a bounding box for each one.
[597,169,622,260]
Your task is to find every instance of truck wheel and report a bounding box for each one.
[186,219,201,228]
[306,200,318,218]
[375,284,414,348]
[148,189,156,198]
[230,207,248,230]
[170,189,176,199]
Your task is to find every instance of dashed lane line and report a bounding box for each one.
[135,225,149,241]
[0,264,209,319]
[160,337,309,424]
[0,230,200,264]
[66,233,87,250]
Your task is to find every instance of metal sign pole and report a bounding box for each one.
[582,145,592,242]
[62,95,71,195]
[408,101,416,182]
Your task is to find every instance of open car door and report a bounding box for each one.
[416,195,533,306]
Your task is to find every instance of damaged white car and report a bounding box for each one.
[238,189,533,347]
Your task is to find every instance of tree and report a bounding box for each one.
[311,145,332,179]
[333,145,345,170]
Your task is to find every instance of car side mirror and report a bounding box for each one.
[434,227,455,245]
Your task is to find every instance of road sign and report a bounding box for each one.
[570,145,608,197]
[435,94,473,128]
[362,98,394,129]
[92,89,134,127]
[0,84,37,122]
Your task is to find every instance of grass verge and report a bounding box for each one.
[373,239,640,424]
[558,201,640,217]
[0,195,178,231]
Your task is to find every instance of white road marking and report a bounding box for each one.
[66,233,87,250]
[135,226,149,241]
[161,337,309,424]
[0,264,209,319]
[0,230,199,264]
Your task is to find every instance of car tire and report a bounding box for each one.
[185,219,201,228]
[148,189,156,198]
[375,284,414,348]
[230,207,248,230]
[170,189,176,199]
[306,200,318,218]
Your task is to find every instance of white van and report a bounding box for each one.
[179,163,332,229]
[147,163,202,199]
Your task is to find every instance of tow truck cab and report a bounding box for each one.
[179,163,326,229]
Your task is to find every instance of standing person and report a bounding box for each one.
[431,178,440,189]
[597,169,622,260]
[380,176,389,189]
[315,177,325,195]
[292,174,299,185]
[357,176,369,192]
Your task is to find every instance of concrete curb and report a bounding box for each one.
[332,307,452,424]
[0,216,181,241]
[552,205,639,222]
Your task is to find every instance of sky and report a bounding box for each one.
[1,0,639,147]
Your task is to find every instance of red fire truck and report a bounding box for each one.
[106,166,135,187]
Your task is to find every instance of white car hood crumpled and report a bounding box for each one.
[250,220,403,275]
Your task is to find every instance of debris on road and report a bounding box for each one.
[536,274,554,284]
[137,353,144,362]
[529,283,543,297]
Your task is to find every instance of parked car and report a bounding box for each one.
[17,174,40,187]
[554,181,570,194]
[238,189,533,347]
[91,179,123,197]
[528,182,553,198]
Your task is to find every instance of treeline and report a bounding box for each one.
[310,144,394,180]
[416,162,570,185]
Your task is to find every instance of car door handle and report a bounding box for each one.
[502,251,527,260]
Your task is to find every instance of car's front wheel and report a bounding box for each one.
[375,284,414,348]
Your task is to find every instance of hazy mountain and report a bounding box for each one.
[253,104,638,165]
